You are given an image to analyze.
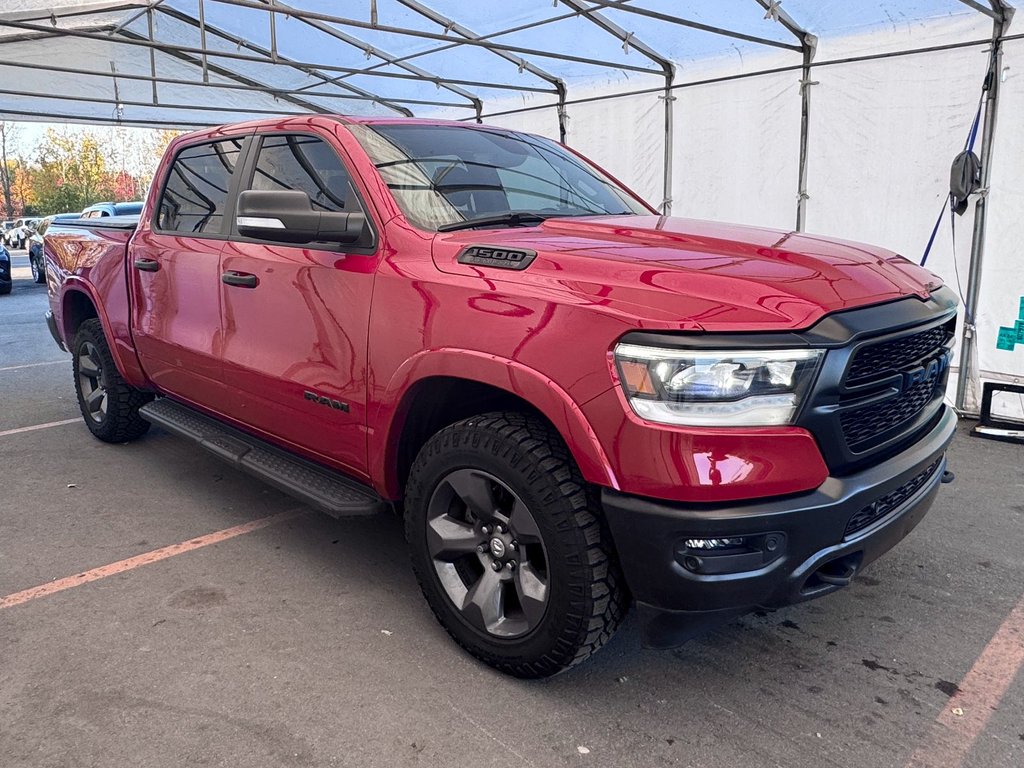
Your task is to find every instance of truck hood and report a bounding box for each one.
[432,215,942,331]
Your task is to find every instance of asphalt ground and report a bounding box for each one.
[1,247,1022,768]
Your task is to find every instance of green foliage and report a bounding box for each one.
[33,129,116,213]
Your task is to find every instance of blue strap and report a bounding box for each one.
[920,200,947,267]
[965,98,982,153]
[920,95,985,266]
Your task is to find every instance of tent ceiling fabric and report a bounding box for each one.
[0,1,1013,127]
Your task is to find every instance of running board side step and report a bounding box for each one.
[139,398,386,518]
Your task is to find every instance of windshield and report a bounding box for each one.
[350,124,650,231]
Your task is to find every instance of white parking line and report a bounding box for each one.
[0,360,67,373]
[0,419,80,438]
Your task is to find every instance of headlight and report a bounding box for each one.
[613,344,824,426]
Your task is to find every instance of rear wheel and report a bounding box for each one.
[30,251,45,283]
[405,412,628,678]
[72,319,153,442]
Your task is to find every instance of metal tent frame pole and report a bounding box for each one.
[0,18,560,95]
[955,1,1016,413]
[251,0,484,120]
[753,0,817,232]
[150,7,412,116]
[395,0,568,139]
[0,58,473,108]
[204,0,663,75]
[559,1,675,215]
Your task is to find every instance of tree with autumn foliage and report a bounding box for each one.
[32,129,116,213]
[0,124,180,216]
[0,122,24,218]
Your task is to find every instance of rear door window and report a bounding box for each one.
[157,138,244,235]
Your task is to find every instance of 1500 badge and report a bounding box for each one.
[457,245,537,271]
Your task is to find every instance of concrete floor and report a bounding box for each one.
[1,249,1022,768]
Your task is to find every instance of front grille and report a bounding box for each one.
[845,458,941,536]
[836,318,954,454]
[846,325,952,386]
[840,377,938,452]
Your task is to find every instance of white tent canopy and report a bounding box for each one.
[0,1,1020,415]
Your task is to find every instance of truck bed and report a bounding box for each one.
[54,214,140,231]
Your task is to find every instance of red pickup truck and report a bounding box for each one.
[44,116,957,678]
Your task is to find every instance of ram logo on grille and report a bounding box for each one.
[902,350,952,391]
[457,245,537,271]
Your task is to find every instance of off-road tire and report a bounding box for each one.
[72,318,153,442]
[405,411,628,678]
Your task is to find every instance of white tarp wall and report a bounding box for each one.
[472,9,1022,416]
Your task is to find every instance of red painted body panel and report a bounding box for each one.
[579,386,829,502]
[45,115,944,506]
[45,225,148,387]
[129,228,227,408]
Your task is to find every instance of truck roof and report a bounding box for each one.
[170,114,520,146]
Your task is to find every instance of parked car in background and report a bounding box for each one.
[10,217,40,249]
[0,244,10,295]
[80,201,145,219]
[2,220,13,243]
[4,218,25,248]
[28,213,80,284]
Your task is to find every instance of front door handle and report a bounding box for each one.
[133,258,160,272]
[221,271,258,288]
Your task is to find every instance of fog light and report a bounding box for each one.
[684,537,745,550]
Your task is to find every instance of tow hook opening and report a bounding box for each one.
[802,551,863,595]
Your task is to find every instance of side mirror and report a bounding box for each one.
[236,189,366,245]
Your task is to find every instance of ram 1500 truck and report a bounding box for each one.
[44,116,958,678]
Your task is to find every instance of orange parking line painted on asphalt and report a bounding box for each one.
[905,596,1024,768]
[0,509,305,610]
[0,418,80,438]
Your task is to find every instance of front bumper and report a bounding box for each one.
[601,405,957,648]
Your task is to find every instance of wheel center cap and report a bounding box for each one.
[489,537,506,559]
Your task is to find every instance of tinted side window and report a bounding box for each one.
[158,139,243,234]
[248,135,353,213]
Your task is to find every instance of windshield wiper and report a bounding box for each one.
[437,212,552,233]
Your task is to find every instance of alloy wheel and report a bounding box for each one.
[77,341,108,423]
[426,468,550,638]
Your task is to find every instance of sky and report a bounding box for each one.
[8,121,168,160]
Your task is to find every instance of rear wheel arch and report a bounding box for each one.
[61,288,100,343]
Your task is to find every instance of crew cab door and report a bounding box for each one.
[130,136,249,410]
[217,129,378,478]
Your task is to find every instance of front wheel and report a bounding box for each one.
[72,318,153,442]
[405,412,628,678]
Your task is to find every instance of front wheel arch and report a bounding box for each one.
[372,352,620,500]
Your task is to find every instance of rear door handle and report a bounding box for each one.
[133,258,160,272]
[221,271,258,288]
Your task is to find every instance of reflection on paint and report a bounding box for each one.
[693,450,755,486]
